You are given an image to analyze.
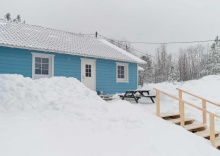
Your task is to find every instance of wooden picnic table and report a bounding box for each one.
[121,90,156,103]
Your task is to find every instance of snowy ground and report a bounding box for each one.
[0,74,220,156]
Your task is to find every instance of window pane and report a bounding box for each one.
[42,70,48,75]
[118,70,120,78]
[35,57,41,63]
[121,70,124,75]
[42,64,49,69]
[85,64,92,77]
[35,69,41,74]
[35,63,41,69]
[42,58,49,63]
[117,64,127,80]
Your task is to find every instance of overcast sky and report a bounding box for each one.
[1,0,220,56]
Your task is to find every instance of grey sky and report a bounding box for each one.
[1,0,220,56]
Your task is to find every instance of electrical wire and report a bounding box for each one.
[80,33,215,58]
[97,34,154,58]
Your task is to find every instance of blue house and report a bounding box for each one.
[0,20,145,94]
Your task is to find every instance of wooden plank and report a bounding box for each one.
[156,90,160,116]
[179,90,182,115]
[180,101,185,127]
[154,88,220,119]
[195,130,220,138]
[202,99,207,124]
[176,88,220,108]
[184,123,206,131]
[210,114,215,146]
[166,118,194,124]
[159,113,180,118]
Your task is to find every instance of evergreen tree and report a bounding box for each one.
[168,66,179,83]
[16,15,21,22]
[139,55,153,85]
[4,13,11,21]
[200,36,220,75]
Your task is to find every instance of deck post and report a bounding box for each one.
[202,99,207,124]
[178,90,182,113]
[156,90,160,117]
[210,114,215,146]
[180,100,185,127]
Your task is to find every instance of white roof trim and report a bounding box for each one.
[138,66,145,71]
[99,39,146,64]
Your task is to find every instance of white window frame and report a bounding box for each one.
[116,62,129,83]
[32,52,55,79]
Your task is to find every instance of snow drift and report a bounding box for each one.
[0,74,219,156]
[0,74,103,111]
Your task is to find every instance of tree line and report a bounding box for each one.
[139,36,220,84]
[107,36,220,84]
[4,13,25,23]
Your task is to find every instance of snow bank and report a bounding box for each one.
[0,74,103,111]
[0,74,219,156]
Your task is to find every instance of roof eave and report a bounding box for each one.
[0,43,144,64]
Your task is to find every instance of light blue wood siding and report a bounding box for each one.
[96,59,137,94]
[0,46,32,77]
[0,46,137,94]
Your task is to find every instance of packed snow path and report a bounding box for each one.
[0,74,220,156]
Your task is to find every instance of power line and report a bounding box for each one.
[81,32,216,59]
[80,34,94,36]
[126,39,215,45]
[81,33,153,57]
[100,37,215,45]
[97,34,154,58]
[81,33,215,45]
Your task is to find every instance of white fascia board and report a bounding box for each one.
[0,44,142,64]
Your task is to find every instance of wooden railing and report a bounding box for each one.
[176,88,220,125]
[154,88,220,146]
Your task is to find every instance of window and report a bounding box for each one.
[35,57,49,75]
[116,62,128,83]
[32,53,54,79]
[85,64,91,77]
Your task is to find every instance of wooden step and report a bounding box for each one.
[167,118,195,124]
[159,113,180,119]
[184,123,206,131]
[214,137,220,148]
[195,130,220,138]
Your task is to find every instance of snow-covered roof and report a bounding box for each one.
[0,20,145,64]
[138,66,144,71]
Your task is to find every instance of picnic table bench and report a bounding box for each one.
[99,95,113,101]
[119,90,156,103]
